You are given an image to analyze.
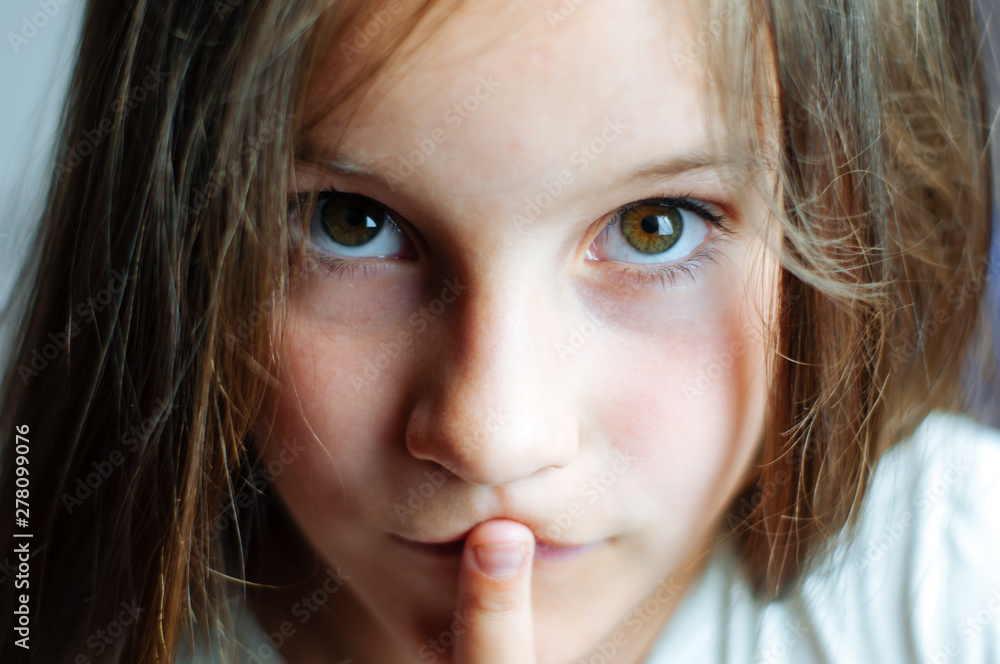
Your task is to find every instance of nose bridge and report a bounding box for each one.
[405,272,578,486]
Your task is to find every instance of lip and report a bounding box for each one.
[391,532,604,562]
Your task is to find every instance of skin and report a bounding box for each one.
[256,0,780,662]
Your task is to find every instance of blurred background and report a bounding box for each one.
[0,0,998,420]
[0,0,84,348]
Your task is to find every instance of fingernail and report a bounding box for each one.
[473,543,527,579]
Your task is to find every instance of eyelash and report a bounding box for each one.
[601,195,732,288]
[287,190,402,279]
[286,190,733,287]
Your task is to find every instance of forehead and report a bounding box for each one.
[299,0,743,213]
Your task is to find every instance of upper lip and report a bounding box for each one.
[394,530,472,546]
[392,522,594,548]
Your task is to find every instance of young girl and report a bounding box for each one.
[1,0,998,662]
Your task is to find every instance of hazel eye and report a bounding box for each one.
[621,205,685,254]
[307,191,410,258]
[591,201,714,265]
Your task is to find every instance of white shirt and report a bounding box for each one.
[195,410,1000,663]
[643,410,1000,664]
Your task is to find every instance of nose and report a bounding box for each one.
[405,274,579,486]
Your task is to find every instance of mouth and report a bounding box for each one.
[391,530,603,562]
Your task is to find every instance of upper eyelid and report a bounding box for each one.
[605,197,730,233]
[289,189,409,234]
[291,188,733,240]
[595,199,727,269]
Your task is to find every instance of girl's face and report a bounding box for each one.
[262,0,779,661]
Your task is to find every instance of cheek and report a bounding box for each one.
[261,312,415,510]
[589,262,770,540]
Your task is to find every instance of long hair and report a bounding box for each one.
[0,0,416,659]
[706,0,996,593]
[0,0,994,661]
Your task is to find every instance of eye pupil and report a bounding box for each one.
[345,206,368,227]
[318,195,385,247]
[621,205,682,254]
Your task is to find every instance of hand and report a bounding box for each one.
[454,519,537,664]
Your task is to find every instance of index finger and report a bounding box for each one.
[454,518,537,664]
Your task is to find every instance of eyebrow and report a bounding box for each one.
[625,150,739,182]
[295,152,375,177]
[295,146,742,186]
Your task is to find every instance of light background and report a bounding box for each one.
[0,0,84,361]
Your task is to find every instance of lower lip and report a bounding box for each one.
[392,535,602,562]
